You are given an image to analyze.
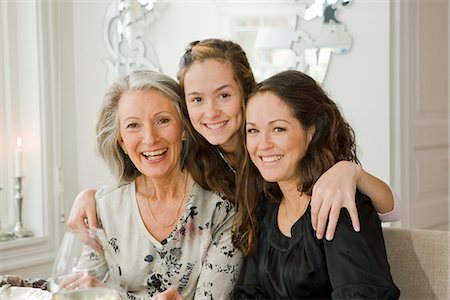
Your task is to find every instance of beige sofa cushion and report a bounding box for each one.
[383,227,450,300]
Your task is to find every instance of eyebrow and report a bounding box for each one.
[246,119,290,126]
[215,84,234,93]
[122,110,174,121]
[186,84,235,97]
[154,110,174,116]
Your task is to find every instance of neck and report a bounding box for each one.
[137,171,189,201]
[279,180,309,209]
[217,147,239,173]
[279,180,299,203]
[218,133,242,168]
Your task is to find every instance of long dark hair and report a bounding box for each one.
[177,39,256,202]
[233,70,359,255]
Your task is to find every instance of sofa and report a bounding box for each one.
[383,227,450,300]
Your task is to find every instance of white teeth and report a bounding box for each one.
[205,121,226,129]
[261,155,282,163]
[142,149,167,160]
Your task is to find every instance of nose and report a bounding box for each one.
[204,99,220,118]
[142,125,159,144]
[258,131,273,150]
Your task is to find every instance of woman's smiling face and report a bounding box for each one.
[118,89,184,179]
[183,58,243,152]
[245,91,314,185]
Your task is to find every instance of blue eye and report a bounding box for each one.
[274,127,286,132]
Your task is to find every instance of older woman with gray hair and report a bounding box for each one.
[67,70,242,299]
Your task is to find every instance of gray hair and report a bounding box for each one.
[96,70,187,185]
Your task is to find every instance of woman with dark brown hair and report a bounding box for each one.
[233,70,400,299]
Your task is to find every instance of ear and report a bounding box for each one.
[181,130,187,141]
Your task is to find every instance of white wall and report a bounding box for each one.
[324,1,390,182]
[60,0,391,215]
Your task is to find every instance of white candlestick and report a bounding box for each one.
[15,136,23,177]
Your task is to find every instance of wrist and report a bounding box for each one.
[354,163,364,184]
[337,160,362,183]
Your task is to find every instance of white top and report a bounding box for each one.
[78,181,243,299]
[378,185,401,222]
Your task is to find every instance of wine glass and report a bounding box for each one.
[48,229,121,299]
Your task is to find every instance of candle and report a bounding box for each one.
[15,136,23,177]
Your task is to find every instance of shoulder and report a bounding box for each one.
[194,184,235,213]
[342,190,376,218]
[95,181,133,207]
[190,184,236,228]
[354,190,379,221]
[329,190,382,244]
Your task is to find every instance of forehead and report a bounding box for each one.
[184,59,239,90]
[246,91,291,119]
[118,89,178,116]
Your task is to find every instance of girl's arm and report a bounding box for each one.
[67,189,101,251]
[311,161,400,241]
[324,192,400,299]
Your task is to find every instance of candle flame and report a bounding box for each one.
[17,136,22,148]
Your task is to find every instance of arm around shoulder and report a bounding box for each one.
[324,192,400,299]
[66,188,102,251]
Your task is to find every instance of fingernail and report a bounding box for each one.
[316,233,322,239]
[355,226,360,232]
[326,234,332,241]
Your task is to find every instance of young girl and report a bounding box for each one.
[68,39,399,253]
[233,70,400,298]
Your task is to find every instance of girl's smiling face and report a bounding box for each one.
[245,91,314,185]
[183,58,243,153]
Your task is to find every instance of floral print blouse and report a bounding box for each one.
[78,181,243,299]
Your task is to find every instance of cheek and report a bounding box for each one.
[121,136,135,151]
[246,139,258,158]
[230,100,243,120]
[187,106,201,123]
[292,138,308,161]
[169,126,184,146]
[119,130,130,147]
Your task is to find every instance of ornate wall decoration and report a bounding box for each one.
[103,0,164,83]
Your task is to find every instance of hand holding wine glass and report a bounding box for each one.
[49,229,121,299]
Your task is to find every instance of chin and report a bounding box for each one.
[259,173,281,183]
[205,136,227,146]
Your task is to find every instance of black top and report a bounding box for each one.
[234,191,400,299]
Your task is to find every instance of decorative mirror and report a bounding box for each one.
[103,0,353,84]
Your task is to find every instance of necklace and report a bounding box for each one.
[146,173,188,228]
[283,196,311,224]
[216,148,236,174]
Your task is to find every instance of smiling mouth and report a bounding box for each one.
[260,155,283,163]
[142,148,168,161]
[204,121,227,130]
